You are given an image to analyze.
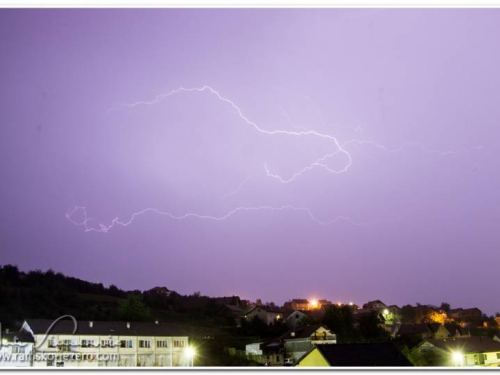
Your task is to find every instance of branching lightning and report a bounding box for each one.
[68,85,481,233]
[66,205,369,233]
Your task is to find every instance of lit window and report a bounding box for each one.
[120,340,133,348]
[157,340,168,348]
[81,339,96,348]
[139,340,151,348]
[173,340,185,348]
[101,339,114,348]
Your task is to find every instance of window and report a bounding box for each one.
[139,340,151,348]
[120,340,133,348]
[12,346,25,354]
[497,353,500,360]
[81,339,96,348]
[48,338,56,348]
[173,340,185,348]
[101,339,115,348]
[157,340,168,348]
[47,357,55,367]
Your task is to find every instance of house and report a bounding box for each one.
[363,300,387,311]
[245,341,284,366]
[145,287,172,298]
[318,300,333,309]
[444,324,466,338]
[397,323,450,340]
[7,318,193,368]
[285,310,308,329]
[449,308,483,322]
[280,324,336,362]
[414,337,500,367]
[242,306,284,326]
[296,342,412,367]
[0,331,34,367]
[495,317,500,327]
[289,299,310,311]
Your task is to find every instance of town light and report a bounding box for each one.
[383,309,389,316]
[185,347,196,359]
[349,302,354,306]
[310,299,318,309]
[452,351,463,366]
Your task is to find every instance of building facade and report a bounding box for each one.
[1,319,194,368]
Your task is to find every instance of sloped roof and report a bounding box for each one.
[428,323,445,334]
[280,324,331,340]
[425,337,500,354]
[3,331,34,343]
[314,343,412,367]
[398,323,441,336]
[24,319,188,337]
[245,306,283,315]
[146,286,171,293]
[363,300,386,308]
[284,309,306,320]
[444,324,463,336]
[291,299,309,304]
[461,308,482,315]
[223,304,244,313]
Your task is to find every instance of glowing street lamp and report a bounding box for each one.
[452,351,463,366]
[184,347,196,367]
[310,299,318,309]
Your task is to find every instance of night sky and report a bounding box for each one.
[1,9,499,314]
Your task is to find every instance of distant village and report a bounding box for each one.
[219,296,500,367]
[1,265,499,368]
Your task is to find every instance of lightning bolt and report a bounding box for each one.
[110,85,478,184]
[68,85,482,233]
[66,205,369,233]
[110,85,353,183]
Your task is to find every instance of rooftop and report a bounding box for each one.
[425,337,500,354]
[312,342,412,367]
[23,319,188,337]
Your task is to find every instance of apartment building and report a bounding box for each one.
[1,318,193,368]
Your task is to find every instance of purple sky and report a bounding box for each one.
[1,9,499,314]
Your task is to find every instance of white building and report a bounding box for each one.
[0,331,34,367]
[280,324,337,362]
[1,319,194,368]
[414,337,500,367]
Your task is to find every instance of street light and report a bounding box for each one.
[310,299,318,309]
[184,346,196,367]
[452,351,463,366]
